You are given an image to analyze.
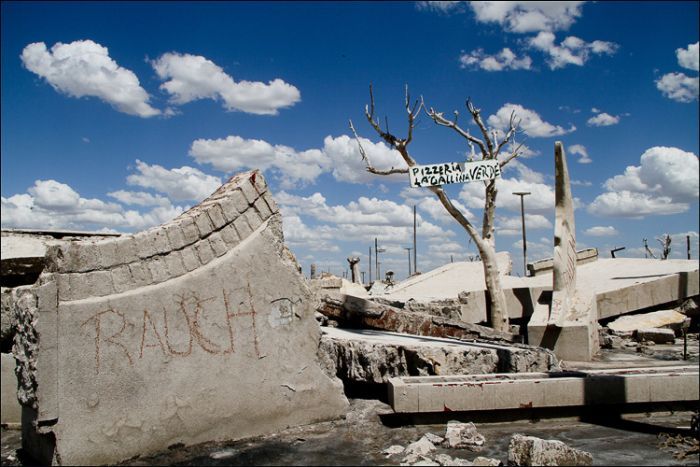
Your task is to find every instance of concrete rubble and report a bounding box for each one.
[319,328,559,385]
[507,434,593,466]
[3,171,349,465]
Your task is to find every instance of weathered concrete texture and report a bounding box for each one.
[388,365,699,414]
[319,328,559,385]
[1,288,14,349]
[635,328,676,344]
[1,353,21,426]
[318,294,516,343]
[16,171,348,466]
[507,434,593,466]
[607,309,688,335]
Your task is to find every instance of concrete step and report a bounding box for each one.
[388,365,699,413]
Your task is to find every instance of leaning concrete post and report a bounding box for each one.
[347,257,361,284]
[527,142,599,361]
[310,263,317,279]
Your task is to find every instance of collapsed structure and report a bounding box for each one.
[1,143,698,465]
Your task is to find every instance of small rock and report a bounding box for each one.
[210,448,236,460]
[443,421,485,450]
[383,445,405,457]
[434,453,473,466]
[472,456,503,466]
[402,436,437,464]
[410,457,441,466]
[424,432,445,445]
[507,434,592,466]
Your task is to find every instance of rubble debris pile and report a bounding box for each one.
[507,434,593,466]
[12,171,348,466]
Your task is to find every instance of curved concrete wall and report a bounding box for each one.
[16,171,348,465]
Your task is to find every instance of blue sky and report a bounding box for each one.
[2,1,699,280]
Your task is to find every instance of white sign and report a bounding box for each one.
[409,160,501,188]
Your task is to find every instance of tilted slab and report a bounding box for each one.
[14,171,348,466]
[388,365,699,413]
[318,327,559,385]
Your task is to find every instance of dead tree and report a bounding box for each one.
[657,234,672,260]
[349,85,524,333]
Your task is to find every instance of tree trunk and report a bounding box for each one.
[473,236,509,332]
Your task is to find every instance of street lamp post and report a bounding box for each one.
[375,237,386,280]
[513,192,531,276]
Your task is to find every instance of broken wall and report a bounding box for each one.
[15,171,348,465]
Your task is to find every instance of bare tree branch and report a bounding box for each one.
[425,107,488,159]
[466,99,494,157]
[499,141,526,168]
[349,119,409,176]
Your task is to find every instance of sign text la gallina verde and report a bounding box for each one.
[409,159,501,188]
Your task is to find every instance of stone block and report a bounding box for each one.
[635,328,675,344]
[163,251,186,279]
[218,197,241,223]
[208,204,227,230]
[245,210,263,232]
[219,223,240,249]
[134,232,158,259]
[90,270,116,297]
[147,256,169,284]
[180,246,200,272]
[233,215,253,240]
[164,223,187,251]
[195,240,215,265]
[254,197,272,221]
[262,191,279,214]
[152,229,171,255]
[240,178,259,204]
[115,237,139,265]
[111,265,133,294]
[179,217,200,246]
[66,241,102,272]
[56,273,71,302]
[97,238,121,269]
[231,189,251,216]
[209,232,228,257]
[128,262,153,288]
[194,211,215,238]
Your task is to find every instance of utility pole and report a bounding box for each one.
[375,237,386,280]
[368,246,372,283]
[413,205,417,274]
[513,192,531,276]
[688,235,691,259]
[404,247,413,276]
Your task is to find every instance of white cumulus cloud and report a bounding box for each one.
[126,160,222,202]
[584,226,618,237]
[468,1,586,33]
[587,111,620,127]
[488,103,575,138]
[656,72,699,103]
[676,42,699,71]
[589,146,699,217]
[459,47,532,71]
[568,144,591,164]
[152,52,300,115]
[528,31,618,69]
[21,40,160,117]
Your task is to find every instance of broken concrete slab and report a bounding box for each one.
[607,309,688,335]
[388,365,699,414]
[14,171,348,466]
[635,328,676,344]
[507,434,592,466]
[319,328,559,385]
[318,294,516,343]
